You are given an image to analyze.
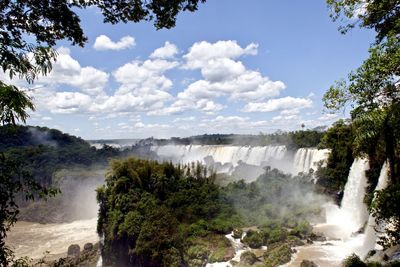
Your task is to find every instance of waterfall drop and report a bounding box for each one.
[325,158,370,239]
[293,148,330,175]
[362,162,389,255]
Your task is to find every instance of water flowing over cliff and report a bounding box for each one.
[288,159,393,266]
[325,158,370,239]
[293,148,330,174]
[150,145,329,177]
[362,162,389,255]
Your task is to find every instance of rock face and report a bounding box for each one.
[67,244,81,257]
[84,242,94,252]
[300,259,318,267]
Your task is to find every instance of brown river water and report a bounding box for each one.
[6,218,98,260]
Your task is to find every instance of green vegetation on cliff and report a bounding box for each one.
[97,158,322,266]
[97,158,238,266]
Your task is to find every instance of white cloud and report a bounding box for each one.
[242,96,313,113]
[37,47,109,96]
[113,59,178,94]
[93,35,136,51]
[201,58,246,82]
[150,41,179,59]
[155,40,284,115]
[183,40,258,69]
[46,92,92,114]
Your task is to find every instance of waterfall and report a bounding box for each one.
[325,158,370,239]
[151,145,287,171]
[362,162,389,254]
[286,158,373,266]
[292,148,330,175]
[96,256,103,267]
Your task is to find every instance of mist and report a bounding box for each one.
[19,166,106,223]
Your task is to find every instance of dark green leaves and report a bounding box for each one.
[0,82,35,125]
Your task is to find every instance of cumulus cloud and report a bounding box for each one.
[93,35,136,51]
[154,40,284,115]
[46,92,92,114]
[242,96,313,113]
[31,48,179,115]
[183,40,258,69]
[113,59,178,94]
[150,41,179,59]
[37,47,109,96]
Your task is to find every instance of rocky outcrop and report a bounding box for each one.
[67,244,80,257]
[84,243,94,252]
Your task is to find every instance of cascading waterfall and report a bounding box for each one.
[151,145,288,173]
[325,158,370,239]
[287,158,371,266]
[151,145,330,176]
[293,148,330,175]
[362,162,389,255]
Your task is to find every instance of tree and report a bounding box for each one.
[326,0,400,42]
[324,0,400,181]
[0,82,35,125]
[325,0,400,247]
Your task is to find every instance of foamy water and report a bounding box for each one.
[6,218,98,259]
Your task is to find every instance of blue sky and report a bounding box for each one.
[5,0,374,139]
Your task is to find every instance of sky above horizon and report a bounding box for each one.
[3,1,374,140]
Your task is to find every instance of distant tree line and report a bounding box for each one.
[136,130,325,150]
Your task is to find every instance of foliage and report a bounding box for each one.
[263,243,293,267]
[326,0,399,42]
[242,230,264,249]
[240,251,258,265]
[316,119,354,196]
[97,158,236,266]
[342,253,367,267]
[0,82,35,125]
[146,130,325,149]
[0,125,120,185]
[97,157,323,266]
[370,183,400,248]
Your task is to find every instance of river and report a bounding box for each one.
[6,218,98,260]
